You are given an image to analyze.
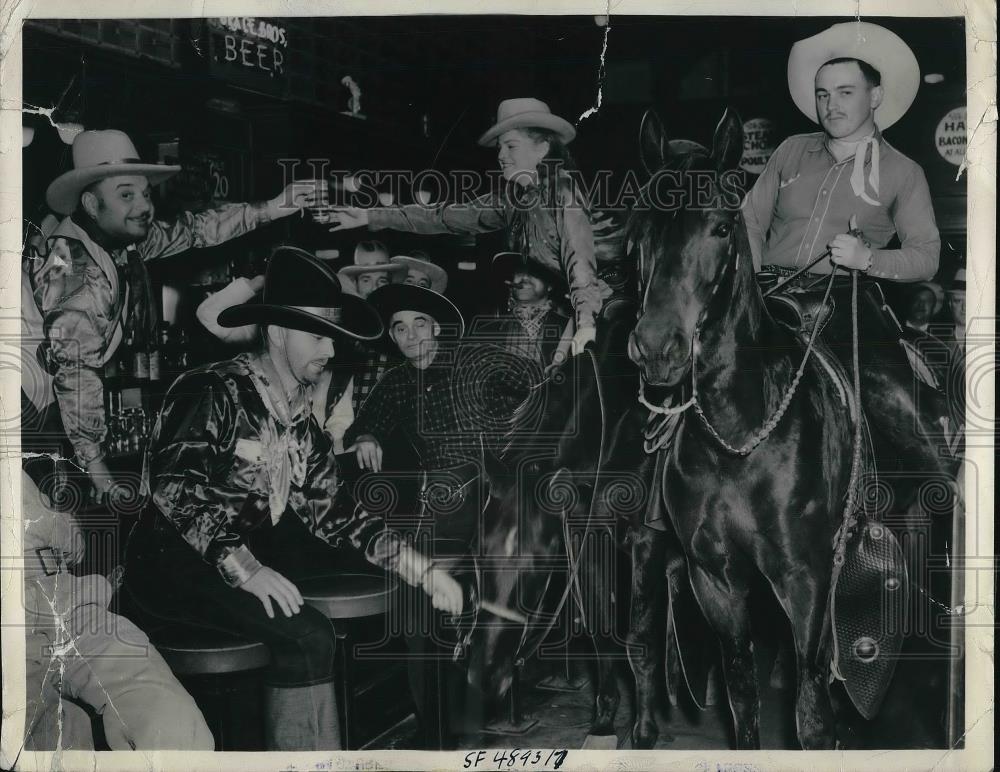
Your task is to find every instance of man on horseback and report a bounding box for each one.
[743,21,953,470]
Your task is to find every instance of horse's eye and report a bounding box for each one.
[712,222,732,238]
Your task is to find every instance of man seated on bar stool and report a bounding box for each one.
[21,470,214,752]
[344,284,533,747]
[193,245,401,454]
[124,247,462,751]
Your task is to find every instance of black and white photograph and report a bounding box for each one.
[0,2,994,770]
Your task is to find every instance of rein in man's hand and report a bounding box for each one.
[829,214,873,272]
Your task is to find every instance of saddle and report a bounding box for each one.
[760,269,942,392]
[760,272,910,719]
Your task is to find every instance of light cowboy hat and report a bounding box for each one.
[391,254,448,293]
[337,241,407,278]
[949,268,966,292]
[788,22,920,130]
[218,246,383,341]
[45,129,181,215]
[477,98,576,147]
[366,283,466,340]
[916,281,945,315]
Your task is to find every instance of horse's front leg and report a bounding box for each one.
[772,567,836,749]
[688,563,760,749]
[626,525,668,749]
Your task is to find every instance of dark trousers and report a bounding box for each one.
[20,391,69,499]
[125,511,371,687]
[402,466,484,749]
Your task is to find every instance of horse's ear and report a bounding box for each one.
[639,109,668,176]
[711,107,744,174]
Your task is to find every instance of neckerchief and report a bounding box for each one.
[510,299,552,340]
[827,132,880,206]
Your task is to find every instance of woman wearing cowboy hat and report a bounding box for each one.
[327,97,611,357]
[125,247,462,751]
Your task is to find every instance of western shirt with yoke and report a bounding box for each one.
[27,203,275,466]
[742,131,940,281]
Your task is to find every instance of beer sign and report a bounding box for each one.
[935,106,967,166]
[206,17,288,95]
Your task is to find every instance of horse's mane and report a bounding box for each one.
[626,145,713,264]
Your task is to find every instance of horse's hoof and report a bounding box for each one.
[630,722,660,749]
[581,733,618,750]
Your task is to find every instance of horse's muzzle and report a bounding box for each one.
[628,327,688,386]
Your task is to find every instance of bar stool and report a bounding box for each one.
[150,625,270,750]
[299,572,401,749]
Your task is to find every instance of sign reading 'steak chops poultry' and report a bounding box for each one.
[206,17,288,94]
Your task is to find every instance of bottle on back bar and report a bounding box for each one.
[148,337,161,381]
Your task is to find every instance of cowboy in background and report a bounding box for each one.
[343,284,535,746]
[743,22,948,457]
[20,470,214,752]
[484,251,571,369]
[903,281,945,335]
[23,128,325,504]
[124,247,461,751]
[946,268,967,353]
[900,281,953,391]
[337,239,406,300]
[391,250,449,293]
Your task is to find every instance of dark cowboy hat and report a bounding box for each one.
[491,251,564,290]
[217,246,383,341]
[366,284,466,339]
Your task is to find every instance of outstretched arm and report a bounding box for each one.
[328,192,506,237]
[139,180,327,261]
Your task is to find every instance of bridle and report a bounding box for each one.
[633,177,839,456]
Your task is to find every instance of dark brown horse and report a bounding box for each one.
[625,109,859,750]
[474,300,645,738]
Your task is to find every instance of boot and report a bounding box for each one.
[264,682,341,750]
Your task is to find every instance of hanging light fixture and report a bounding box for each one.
[22,125,35,148]
[56,117,85,145]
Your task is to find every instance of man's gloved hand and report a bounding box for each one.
[571,324,597,356]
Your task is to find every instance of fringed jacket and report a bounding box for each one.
[144,352,402,585]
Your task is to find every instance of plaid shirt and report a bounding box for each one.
[352,347,397,415]
[345,341,534,470]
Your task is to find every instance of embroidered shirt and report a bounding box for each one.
[28,203,275,465]
[146,352,402,582]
